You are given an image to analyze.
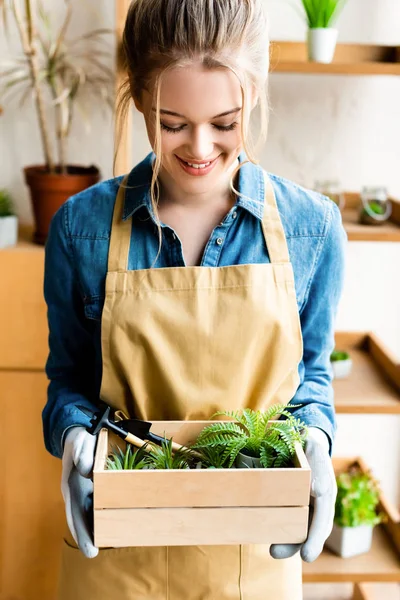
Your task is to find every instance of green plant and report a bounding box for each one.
[299,0,347,28]
[0,1,114,174]
[330,350,350,362]
[106,443,152,471]
[362,201,386,216]
[0,189,15,217]
[334,465,385,528]
[194,445,232,469]
[192,405,308,469]
[107,438,194,471]
[147,437,193,470]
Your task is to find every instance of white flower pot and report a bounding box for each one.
[331,358,353,379]
[307,28,338,63]
[325,523,373,558]
[0,215,18,249]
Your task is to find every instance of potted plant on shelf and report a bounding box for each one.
[0,188,18,249]
[298,0,348,64]
[330,349,352,379]
[359,187,392,227]
[325,463,385,558]
[0,0,114,244]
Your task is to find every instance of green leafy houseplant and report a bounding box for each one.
[0,189,15,217]
[0,0,114,173]
[334,466,385,528]
[0,1,114,243]
[300,0,347,28]
[325,463,386,558]
[106,438,193,471]
[330,350,350,362]
[0,188,18,249]
[192,405,308,469]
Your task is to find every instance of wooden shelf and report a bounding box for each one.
[333,332,400,414]
[339,193,400,242]
[270,42,400,76]
[304,526,400,583]
[304,457,400,584]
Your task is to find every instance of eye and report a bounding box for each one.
[160,123,186,133]
[213,122,239,132]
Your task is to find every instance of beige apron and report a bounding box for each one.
[58,169,304,600]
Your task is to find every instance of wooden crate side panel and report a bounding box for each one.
[94,466,311,509]
[94,506,309,547]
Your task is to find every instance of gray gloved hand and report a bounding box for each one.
[270,426,337,563]
[61,426,99,559]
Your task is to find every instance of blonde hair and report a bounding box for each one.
[115,0,270,259]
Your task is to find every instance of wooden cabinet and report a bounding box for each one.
[0,233,64,600]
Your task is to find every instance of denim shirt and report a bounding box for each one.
[43,152,347,458]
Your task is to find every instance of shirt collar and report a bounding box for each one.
[122,151,265,222]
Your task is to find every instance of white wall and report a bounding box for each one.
[1,0,399,503]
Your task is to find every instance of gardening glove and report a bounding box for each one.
[61,426,99,559]
[270,426,337,563]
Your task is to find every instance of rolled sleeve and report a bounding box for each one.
[288,201,347,453]
[42,201,98,458]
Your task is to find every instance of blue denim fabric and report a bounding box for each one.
[43,152,347,458]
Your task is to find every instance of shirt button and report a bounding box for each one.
[216,237,223,246]
[232,212,237,219]
[172,232,176,240]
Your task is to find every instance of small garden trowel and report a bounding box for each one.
[77,403,201,457]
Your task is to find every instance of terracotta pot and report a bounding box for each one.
[24,164,100,245]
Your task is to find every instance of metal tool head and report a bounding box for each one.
[77,403,116,435]
[118,418,152,437]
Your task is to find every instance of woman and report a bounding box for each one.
[43,1,347,598]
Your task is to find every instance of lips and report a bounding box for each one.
[175,154,220,177]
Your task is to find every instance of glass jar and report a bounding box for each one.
[359,186,392,226]
[314,180,345,211]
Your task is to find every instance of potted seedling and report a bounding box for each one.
[0,1,114,244]
[297,0,348,63]
[330,349,352,379]
[0,189,18,249]
[107,438,194,471]
[325,464,385,558]
[192,405,308,469]
[359,187,392,226]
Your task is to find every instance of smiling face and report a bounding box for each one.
[134,63,255,200]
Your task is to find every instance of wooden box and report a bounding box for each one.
[93,421,311,548]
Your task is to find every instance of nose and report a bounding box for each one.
[187,125,214,161]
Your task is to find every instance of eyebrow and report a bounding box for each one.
[152,107,242,119]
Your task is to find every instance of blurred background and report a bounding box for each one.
[0,1,399,599]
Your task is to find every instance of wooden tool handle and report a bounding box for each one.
[123,432,202,459]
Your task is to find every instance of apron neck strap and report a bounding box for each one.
[261,172,290,264]
[107,171,290,272]
[108,175,132,272]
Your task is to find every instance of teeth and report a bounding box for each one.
[185,161,211,169]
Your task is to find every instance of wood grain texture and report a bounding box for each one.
[333,332,400,414]
[270,41,400,76]
[0,230,48,369]
[94,506,309,547]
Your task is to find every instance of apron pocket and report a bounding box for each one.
[57,539,169,600]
